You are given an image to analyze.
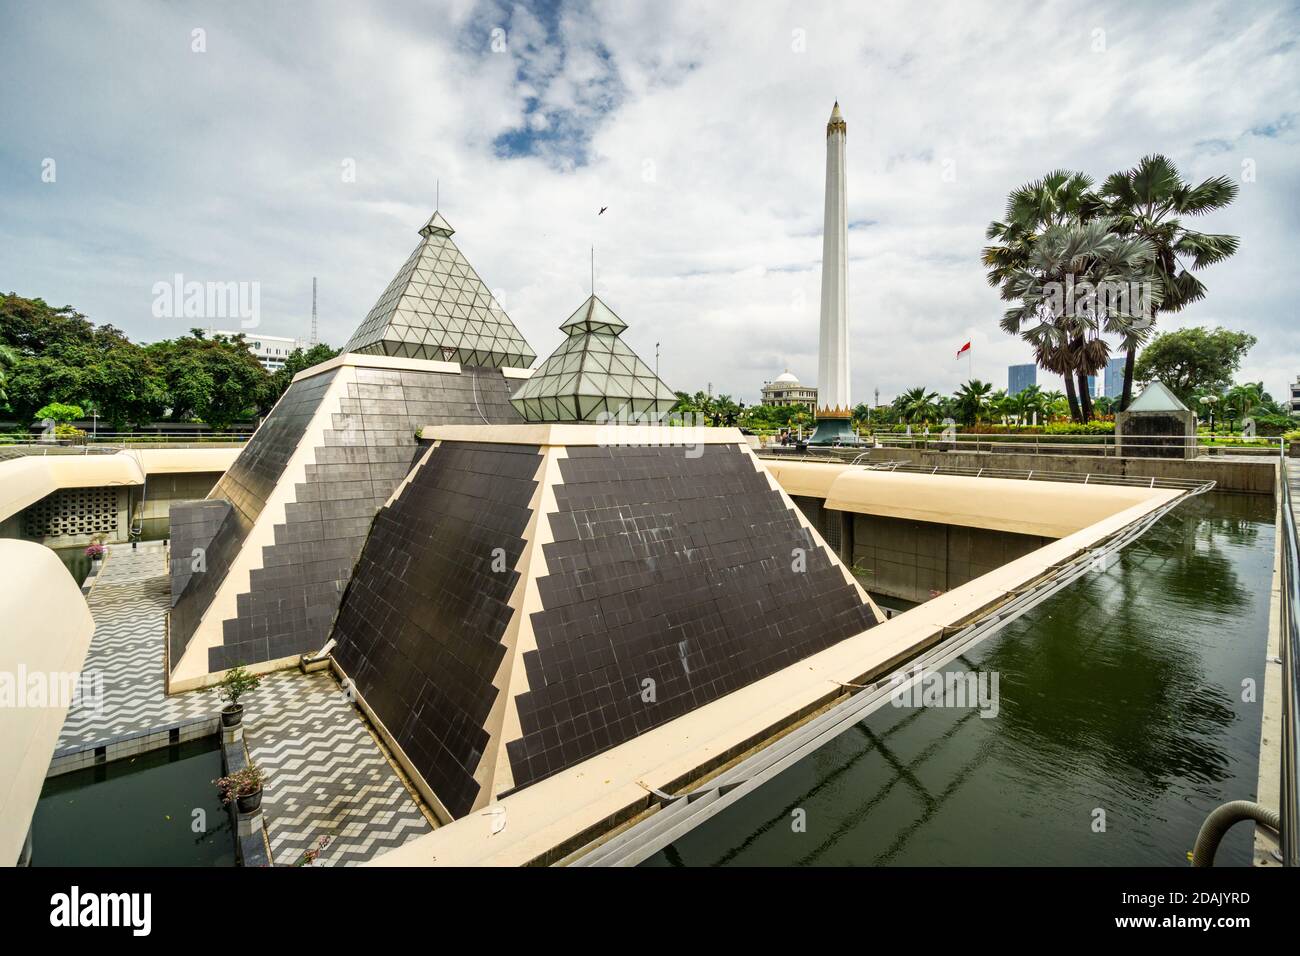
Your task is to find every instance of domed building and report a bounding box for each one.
[760,369,818,410]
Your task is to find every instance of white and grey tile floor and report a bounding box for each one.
[58,544,218,750]
[56,543,432,866]
[244,672,433,866]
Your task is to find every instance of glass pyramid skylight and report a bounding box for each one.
[510,295,677,423]
[342,211,536,369]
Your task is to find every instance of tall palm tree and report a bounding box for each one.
[985,171,1101,422]
[1099,154,1240,411]
[998,219,1156,422]
[895,386,940,424]
[983,170,1101,286]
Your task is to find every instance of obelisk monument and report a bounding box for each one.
[809,101,855,445]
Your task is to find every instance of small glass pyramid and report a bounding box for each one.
[342,211,536,369]
[510,295,676,423]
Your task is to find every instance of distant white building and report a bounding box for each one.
[761,370,818,410]
[1290,373,1300,416]
[210,330,303,372]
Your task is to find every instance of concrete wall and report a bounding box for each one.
[790,494,1049,604]
[848,512,1049,604]
[837,448,1277,495]
[0,471,219,546]
[0,485,129,546]
[133,472,221,539]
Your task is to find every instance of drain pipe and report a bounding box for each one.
[1191,801,1280,867]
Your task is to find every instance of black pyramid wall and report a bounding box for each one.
[168,363,526,675]
[504,444,879,790]
[331,440,542,818]
[328,437,880,818]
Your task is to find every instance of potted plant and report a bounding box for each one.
[218,665,261,728]
[84,541,106,563]
[214,764,266,814]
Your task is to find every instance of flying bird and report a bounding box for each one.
[599,206,608,215]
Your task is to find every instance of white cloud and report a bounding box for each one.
[1,0,1296,404]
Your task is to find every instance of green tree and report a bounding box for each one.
[1133,326,1256,408]
[997,218,1157,422]
[81,327,167,429]
[953,379,993,425]
[3,354,86,423]
[895,386,940,424]
[1013,383,1047,422]
[0,293,97,354]
[1222,382,1264,432]
[1041,390,1067,419]
[0,344,16,406]
[1,293,167,428]
[984,172,1100,422]
[147,330,270,430]
[34,402,83,423]
[1099,155,1240,411]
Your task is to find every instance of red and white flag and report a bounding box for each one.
[956,341,971,358]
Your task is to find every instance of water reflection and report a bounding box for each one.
[646,493,1274,867]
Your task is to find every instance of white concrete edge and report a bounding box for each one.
[171,369,357,686]
[420,424,745,446]
[291,351,535,385]
[0,541,95,865]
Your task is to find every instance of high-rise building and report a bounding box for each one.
[1290,373,1300,416]
[1008,364,1036,396]
[1105,356,1125,399]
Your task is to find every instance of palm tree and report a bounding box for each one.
[1099,155,1240,411]
[983,170,1101,286]
[986,388,1012,423]
[953,379,993,426]
[985,171,1101,422]
[895,386,940,424]
[1224,382,1263,432]
[1014,383,1047,423]
[998,219,1156,422]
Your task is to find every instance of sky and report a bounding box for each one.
[1,0,1297,405]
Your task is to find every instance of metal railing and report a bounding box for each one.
[1279,457,1300,866]
[856,459,1214,492]
[761,433,1289,459]
[1,432,250,453]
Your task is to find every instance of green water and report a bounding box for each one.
[53,546,93,586]
[645,492,1275,867]
[32,738,236,867]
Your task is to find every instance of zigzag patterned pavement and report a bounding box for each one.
[244,672,433,866]
[58,543,434,866]
[58,544,219,750]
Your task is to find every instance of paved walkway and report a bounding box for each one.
[56,542,432,866]
[58,543,217,749]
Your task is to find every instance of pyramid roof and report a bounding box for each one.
[343,211,536,369]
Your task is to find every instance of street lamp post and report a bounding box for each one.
[1203,395,1219,436]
